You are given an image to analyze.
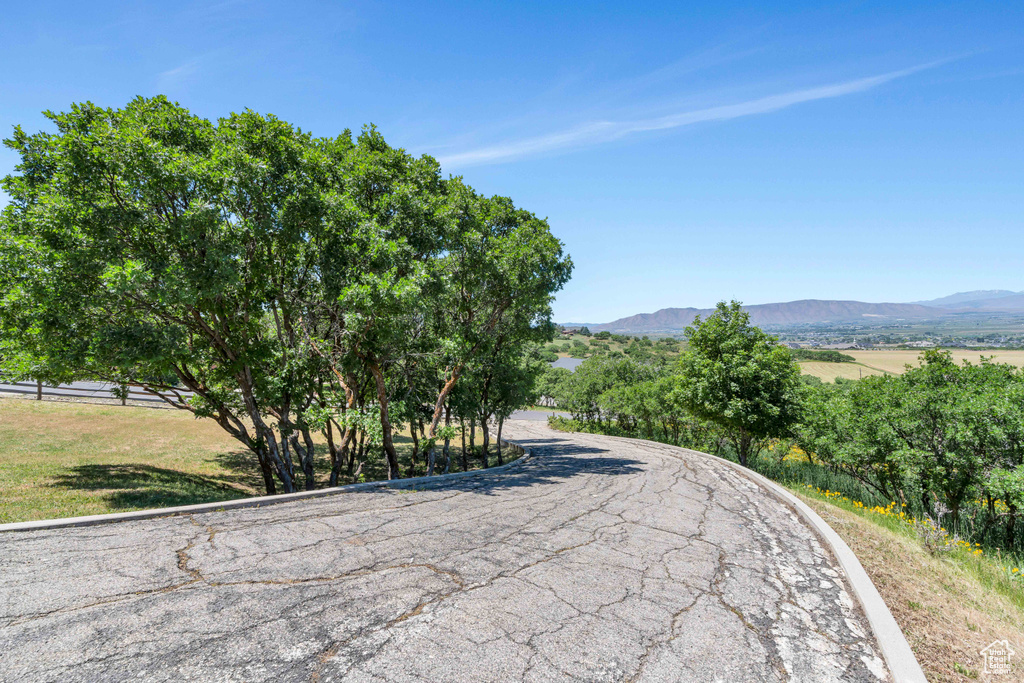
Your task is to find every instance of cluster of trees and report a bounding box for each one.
[545,332,680,362]
[799,351,1024,539]
[789,348,855,363]
[542,302,1024,547]
[544,302,801,467]
[0,97,572,494]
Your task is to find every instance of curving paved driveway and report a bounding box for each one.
[0,421,888,682]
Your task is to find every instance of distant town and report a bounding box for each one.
[560,291,1024,350]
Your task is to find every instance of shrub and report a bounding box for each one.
[789,348,855,363]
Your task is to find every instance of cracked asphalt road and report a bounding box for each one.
[0,421,889,682]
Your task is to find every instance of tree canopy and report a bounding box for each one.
[797,350,1024,529]
[675,301,803,466]
[538,312,1024,553]
[0,96,572,493]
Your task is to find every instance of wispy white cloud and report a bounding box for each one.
[419,42,761,159]
[435,61,946,168]
[600,35,767,102]
[156,60,200,92]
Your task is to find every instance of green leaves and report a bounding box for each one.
[676,301,803,464]
[987,467,1024,509]
[797,350,1024,523]
[1,97,572,492]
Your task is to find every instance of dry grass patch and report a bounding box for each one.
[848,350,1024,375]
[796,492,1024,682]
[799,361,886,382]
[799,349,1024,383]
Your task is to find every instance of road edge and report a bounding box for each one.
[506,426,925,683]
[703,451,927,683]
[0,440,532,533]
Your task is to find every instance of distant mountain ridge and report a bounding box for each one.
[947,294,1024,312]
[915,290,1024,308]
[567,290,1024,334]
[587,300,942,333]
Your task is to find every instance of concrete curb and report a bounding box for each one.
[515,427,923,682]
[702,452,927,683]
[0,440,532,533]
[567,429,926,683]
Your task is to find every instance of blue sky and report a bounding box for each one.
[2,1,1022,323]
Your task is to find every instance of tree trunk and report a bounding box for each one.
[258,421,295,493]
[351,429,366,476]
[1006,503,1018,549]
[442,403,452,474]
[287,433,315,491]
[329,420,356,487]
[737,432,751,468]
[324,372,357,486]
[280,434,295,484]
[496,417,504,466]
[256,444,277,495]
[426,412,439,476]
[326,418,339,486]
[337,426,355,483]
[237,370,295,494]
[409,425,419,478]
[470,418,477,457]
[426,366,463,438]
[480,413,490,469]
[460,418,468,472]
[368,362,400,480]
[300,427,317,490]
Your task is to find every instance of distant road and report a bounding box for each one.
[3,383,565,420]
[508,408,568,422]
[0,382,570,426]
[2,355,586,406]
[0,380,190,405]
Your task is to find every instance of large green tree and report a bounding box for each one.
[0,96,571,494]
[675,301,802,467]
[1,99,331,494]
[557,355,655,425]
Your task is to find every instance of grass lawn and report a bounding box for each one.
[0,398,261,523]
[794,489,1024,682]
[524,404,570,413]
[0,397,511,524]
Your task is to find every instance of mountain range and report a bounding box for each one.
[913,290,1023,307]
[566,290,1024,334]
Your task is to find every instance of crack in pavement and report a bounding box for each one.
[0,420,889,682]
